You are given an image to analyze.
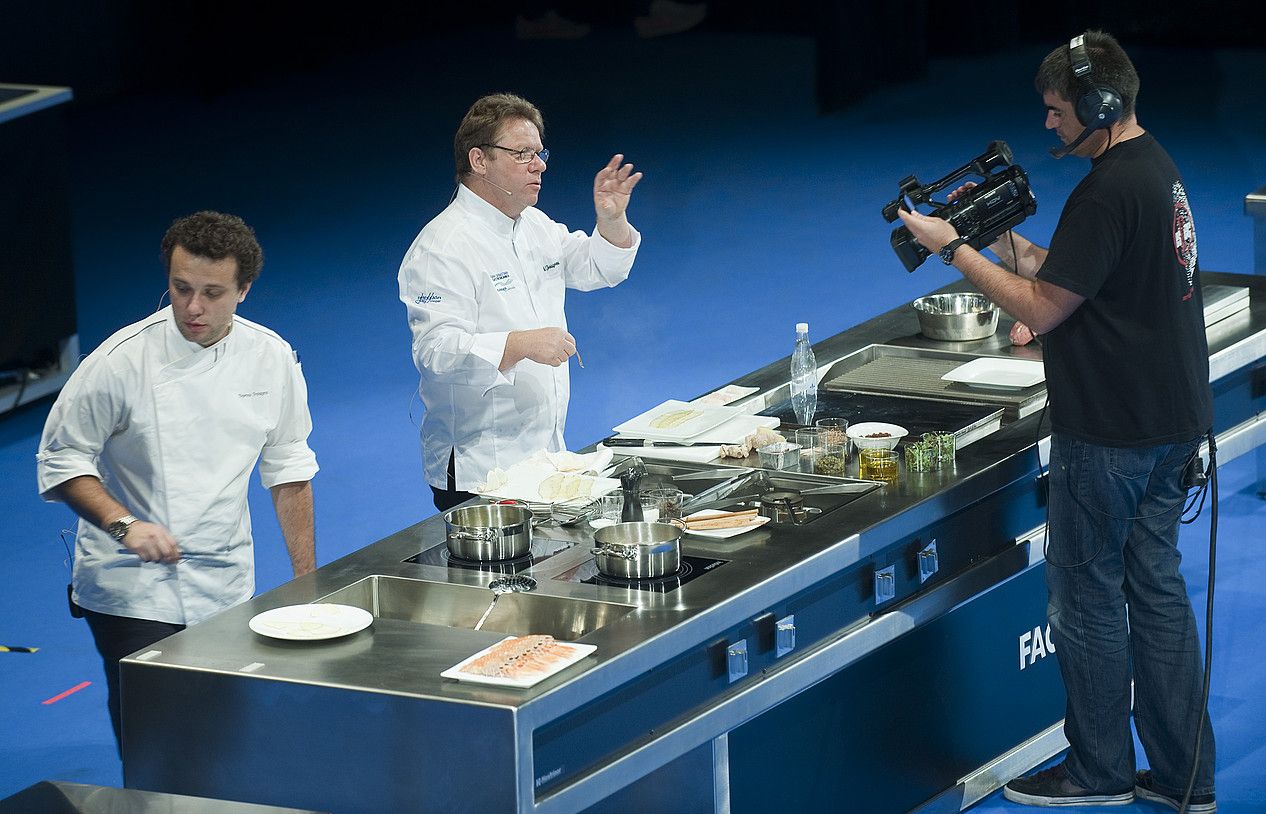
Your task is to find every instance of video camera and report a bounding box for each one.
[882,141,1037,272]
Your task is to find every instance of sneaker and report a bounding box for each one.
[1135,770,1216,813]
[1003,762,1134,807]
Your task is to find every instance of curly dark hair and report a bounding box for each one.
[1035,30,1140,121]
[453,93,545,182]
[160,211,263,289]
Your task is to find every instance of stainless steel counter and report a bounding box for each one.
[121,273,1266,814]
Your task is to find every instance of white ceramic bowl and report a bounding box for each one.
[847,422,908,451]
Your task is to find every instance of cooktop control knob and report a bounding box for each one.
[874,565,896,605]
[918,540,939,584]
[727,639,749,683]
[775,615,796,658]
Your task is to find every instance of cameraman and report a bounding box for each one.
[898,31,1216,812]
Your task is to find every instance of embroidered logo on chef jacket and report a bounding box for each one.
[414,292,443,305]
[237,390,271,398]
[542,261,560,273]
[490,270,517,293]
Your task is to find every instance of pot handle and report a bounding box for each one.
[452,529,499,543]
[494,498,547,527]
[591,545,637,560]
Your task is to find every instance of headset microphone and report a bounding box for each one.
[477,174,514,196]
[1050,33,1124,160]
[1049,127,1093,159]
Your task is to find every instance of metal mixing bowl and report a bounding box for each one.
[912,293,999,341]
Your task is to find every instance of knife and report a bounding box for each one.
[602,437,709,448]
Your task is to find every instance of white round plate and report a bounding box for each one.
[248,603,373,641]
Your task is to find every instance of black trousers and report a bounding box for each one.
[82,608,184,755]
[431,448,475,512]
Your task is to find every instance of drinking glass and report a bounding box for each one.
[904,440,935,472]
[814,417,849,452]
[859,448,899,485]
[923,431,955,468]
[597,492,624,521]
[814,439,848,477]
[644,487,684,521]
[795,428,822,473]
[639,493,661,523]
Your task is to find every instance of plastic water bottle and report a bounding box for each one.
[790,322,818,426]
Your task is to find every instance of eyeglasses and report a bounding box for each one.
[482,144,550,164]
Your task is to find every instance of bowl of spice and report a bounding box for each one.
[846,422,908,452]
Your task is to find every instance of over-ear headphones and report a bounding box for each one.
[1069,33,1123,130]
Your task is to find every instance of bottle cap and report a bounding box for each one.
[796,322,809,333]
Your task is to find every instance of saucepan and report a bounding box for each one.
[591,521,683,579]
[443,503,538,561]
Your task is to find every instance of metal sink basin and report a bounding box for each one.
[319,575,636,641]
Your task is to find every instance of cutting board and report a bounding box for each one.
[614,413,779,444]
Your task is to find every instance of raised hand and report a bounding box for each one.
[593,154,643,223]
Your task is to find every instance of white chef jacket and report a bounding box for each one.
[36,307,319,625]
[398,184,639,491]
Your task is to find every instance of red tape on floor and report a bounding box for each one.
[42,681,92,705]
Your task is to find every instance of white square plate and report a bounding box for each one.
[613,399,742,441]
[441,637,597,688]
[941,357,1045,390]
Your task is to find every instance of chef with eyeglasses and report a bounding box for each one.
[398,92,643,512]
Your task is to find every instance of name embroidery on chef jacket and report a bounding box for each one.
[490,270,517,293]
[413,292,442,305]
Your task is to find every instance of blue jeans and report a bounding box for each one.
[1046,433,1215,797]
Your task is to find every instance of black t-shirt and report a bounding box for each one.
[1036,133,1212,446]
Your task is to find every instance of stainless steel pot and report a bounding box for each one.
[443,503,535,561]
[591,522,683,579]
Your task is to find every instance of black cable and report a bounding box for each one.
[1179,429,1217,814]
[4,368,31,413]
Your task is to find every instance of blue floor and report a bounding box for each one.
[2,25,1265,812]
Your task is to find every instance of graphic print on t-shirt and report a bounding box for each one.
[1172,180,1197,299]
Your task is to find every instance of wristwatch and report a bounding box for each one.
[939,237,970,265]
[106,514,138,542]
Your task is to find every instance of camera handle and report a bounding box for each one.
[882,141,1015,222]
